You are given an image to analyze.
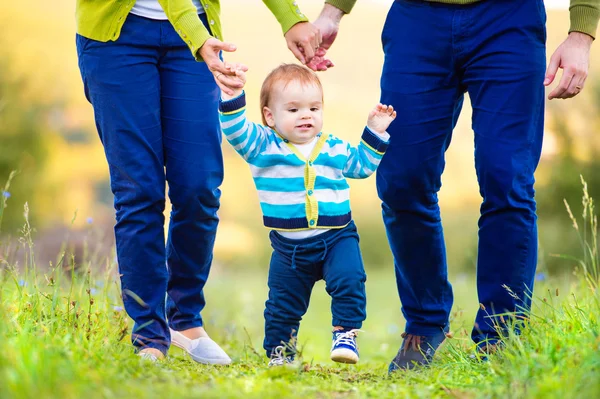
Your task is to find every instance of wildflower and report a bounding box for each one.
[90,288,98,295]
[535,272,547,282]
[18,279,26,287]
[86,217,93,224]
[113,306,124,312]
[2,191,10,198]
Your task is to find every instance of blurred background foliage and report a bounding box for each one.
[1,1,599,278]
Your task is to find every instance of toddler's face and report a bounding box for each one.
[263,80,323,145]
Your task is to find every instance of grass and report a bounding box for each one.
[0,180,599,398]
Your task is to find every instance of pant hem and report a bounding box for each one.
[169,320,204,332]
[332,319,363,329]
[134,342,169,356]
[404,323,449,336]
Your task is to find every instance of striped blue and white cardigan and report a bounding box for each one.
[219,92,389,231]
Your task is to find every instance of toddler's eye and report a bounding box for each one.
[288,108,298,113]
[310,107,319,112]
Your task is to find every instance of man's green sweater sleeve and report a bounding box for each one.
[570,0,600,38]
[325,0,357,14]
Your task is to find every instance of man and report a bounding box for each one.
[309,0,599,371]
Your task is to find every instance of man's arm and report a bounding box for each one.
[545,0,600,99]
[569,0,600,38]
[325,0,357,15]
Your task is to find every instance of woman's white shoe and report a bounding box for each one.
[170,329,232,365]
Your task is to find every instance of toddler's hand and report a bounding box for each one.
[220,62,247,100]
[367,104,396,135]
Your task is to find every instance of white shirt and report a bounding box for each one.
[131,0,204,20]
[277,138,331,240]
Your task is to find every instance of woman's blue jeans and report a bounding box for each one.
[76,13,222,354]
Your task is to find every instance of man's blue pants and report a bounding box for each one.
[377,0,546,343]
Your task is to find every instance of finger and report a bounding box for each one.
[236,70,247,84]
[214,78,234,96]
[300,41,315,64]
[317,29,323,49]
[566,73,586,98]
[312,30,321,55]
[215,41,237,53]
[310,57,333,71]
[217,74,244,89]
[204,54,231,76]
[544,52,561,86]
[319,58,334,70]
[288,43,306,65]
[548,69,574,100]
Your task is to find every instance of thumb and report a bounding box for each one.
[544,51,561,86]
[214,41,237,53]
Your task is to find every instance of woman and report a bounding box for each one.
[75,0,323,362]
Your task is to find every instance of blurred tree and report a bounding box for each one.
[0,57,51,234]
[536,85,600,273]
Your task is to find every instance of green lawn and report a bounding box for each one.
[0,258,598,399]
[1,180,599,398]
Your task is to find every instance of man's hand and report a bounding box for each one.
[198,38,248,96]
[545,32,593,100]
[367,104,396,134]
[307,4,346,72]
[220,62,247,101]
[284,22,322,65]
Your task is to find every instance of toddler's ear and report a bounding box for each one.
[263,106,275,127]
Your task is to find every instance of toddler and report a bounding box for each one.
[218,63,396,365]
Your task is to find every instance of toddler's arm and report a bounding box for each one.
[343,104,396,179]
[219,65,270,162]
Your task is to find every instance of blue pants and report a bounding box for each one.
[264,221,367,357]
[76,14,222,354]
[377,0,546,343]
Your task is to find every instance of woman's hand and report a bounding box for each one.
[198,38,248,96]
[284,22,322,65]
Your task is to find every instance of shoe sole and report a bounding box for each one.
[331,348,359,364]
[171,341,232,365]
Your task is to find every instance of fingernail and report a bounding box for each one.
[543,78,549,85]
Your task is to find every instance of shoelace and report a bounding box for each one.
[138,352,159,362]
[332,329,362,350]
[268,345,291,366]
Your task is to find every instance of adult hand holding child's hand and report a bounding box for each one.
[220,62,247,101]
[198,38,248,96]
